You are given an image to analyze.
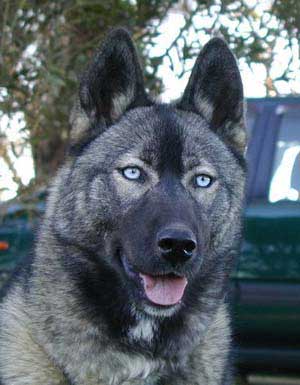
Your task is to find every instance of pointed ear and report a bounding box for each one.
[70,28,150,148]
[177,38,246,154]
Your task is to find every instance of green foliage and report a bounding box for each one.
[273,0,300,37]
[0,0,177,189]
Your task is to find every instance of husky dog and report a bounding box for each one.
[0,28,246,385]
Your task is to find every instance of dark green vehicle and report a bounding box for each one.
[0,192,46,286]
[0,98,300,374]
[233,97,300,374]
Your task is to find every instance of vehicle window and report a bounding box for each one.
[269,106,300,203]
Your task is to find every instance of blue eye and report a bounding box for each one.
[122,167,141,181]
[195,174,212,188]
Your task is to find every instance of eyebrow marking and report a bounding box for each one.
[115,154,155,174]
[184,159,217,175]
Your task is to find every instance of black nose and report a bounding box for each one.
[157,225,197,263]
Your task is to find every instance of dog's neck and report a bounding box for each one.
[117,305,208,363]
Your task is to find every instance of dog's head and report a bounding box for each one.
[49,29,246,319]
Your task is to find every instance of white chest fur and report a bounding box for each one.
[128,317,157,344]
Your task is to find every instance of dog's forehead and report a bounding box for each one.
[139,105,184,173]
[126,105,215,171]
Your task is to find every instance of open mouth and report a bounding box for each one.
[139,273,187,306]
[121,255,188,307]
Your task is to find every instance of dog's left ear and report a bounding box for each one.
[177,38,246,154]
[70,28,150,148]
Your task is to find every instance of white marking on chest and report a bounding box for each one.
[128,317,157,343]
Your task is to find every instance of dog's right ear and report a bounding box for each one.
[70,28,150,149]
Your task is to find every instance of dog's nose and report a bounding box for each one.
[157,226,197,263]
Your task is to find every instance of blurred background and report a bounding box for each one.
[0,1,300,384]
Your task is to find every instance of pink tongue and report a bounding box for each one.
[140,274,187,306]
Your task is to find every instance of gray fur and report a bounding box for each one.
[0,28,246,385]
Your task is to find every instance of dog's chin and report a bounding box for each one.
[120,255,186,318]
[141,302,181,318]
